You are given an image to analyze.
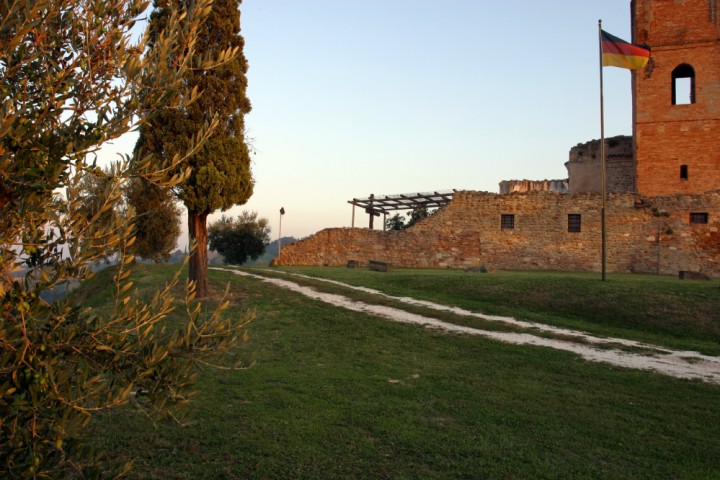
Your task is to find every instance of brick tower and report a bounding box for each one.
[632,0,720,196]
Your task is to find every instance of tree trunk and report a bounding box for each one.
[188,210,209,298]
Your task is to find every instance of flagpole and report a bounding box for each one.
[598,19,607,282]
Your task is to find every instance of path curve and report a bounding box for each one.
[213,268,720,385]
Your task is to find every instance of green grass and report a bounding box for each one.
[250,266,720,355]
[75,263,187,311]
[85,265,720,479]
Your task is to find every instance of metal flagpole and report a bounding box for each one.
[598,19,607,282]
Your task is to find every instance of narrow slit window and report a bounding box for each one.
[501,214,515,230]
[690,212,708,224]
[680,165,688,180]
[672,64,695,105]
[568,214,582,233]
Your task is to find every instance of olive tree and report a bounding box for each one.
[0,0,252,477]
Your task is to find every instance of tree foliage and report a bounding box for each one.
[76,165,128,263]
[136,0,253,297]
[385,214,406,231]
[384,207,436,231]
[406,207,433,228]
[0,0,252,477]
[77,167,124,225]
[125,177,182,263]
[77,171,182,264]
[209,212,271,265]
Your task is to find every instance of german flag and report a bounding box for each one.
[601,30,650,70]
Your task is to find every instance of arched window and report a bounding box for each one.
[672,64,695,105]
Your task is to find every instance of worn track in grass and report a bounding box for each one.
[213,267,720,385]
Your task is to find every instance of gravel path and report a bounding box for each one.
[213,268,720,385]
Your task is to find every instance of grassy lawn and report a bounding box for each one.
[85,265,720,479]
[250,266,720,356]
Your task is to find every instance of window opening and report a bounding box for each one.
[501,214,515,230]
[568,214,582,233]
[672,64,695,105]
[690,212,708,224]
[680,165,688,180]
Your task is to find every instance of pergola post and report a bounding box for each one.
[368,194,374,229]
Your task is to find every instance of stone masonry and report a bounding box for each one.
[498,179,568,194]
[273,190,720,277]
[565,136,635,194]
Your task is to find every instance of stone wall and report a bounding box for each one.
[498,179,568,194]
[272,190,720,277]
[565,136,635,194]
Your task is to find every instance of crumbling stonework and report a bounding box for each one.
[565,136,635,194]
[273,190,720,277]
[498,179,568,194]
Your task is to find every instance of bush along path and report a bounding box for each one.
[212,268,720,385]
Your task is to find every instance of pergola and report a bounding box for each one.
[348,190,457,229]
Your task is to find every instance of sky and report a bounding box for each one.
[101,0,640,246]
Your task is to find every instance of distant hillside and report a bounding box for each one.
[245,237,298,266]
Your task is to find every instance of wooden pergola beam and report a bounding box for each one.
[347,190,458,228]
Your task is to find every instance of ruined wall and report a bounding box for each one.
[498,179,568,194]
[274,2,720,276]
[633,0,720,196]
[273,190,720,276]
[565,136,635,194]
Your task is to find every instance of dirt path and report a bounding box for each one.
[213,268,720,385]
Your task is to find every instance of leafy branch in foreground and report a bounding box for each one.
[0,0,253,477]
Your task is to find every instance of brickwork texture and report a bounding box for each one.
[633,0,720,196]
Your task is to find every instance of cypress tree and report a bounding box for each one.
[138,0,253,297]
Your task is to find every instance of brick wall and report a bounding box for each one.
[633,0,720,196]
[272,190,720,277]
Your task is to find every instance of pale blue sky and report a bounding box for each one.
[102,1,639,244]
